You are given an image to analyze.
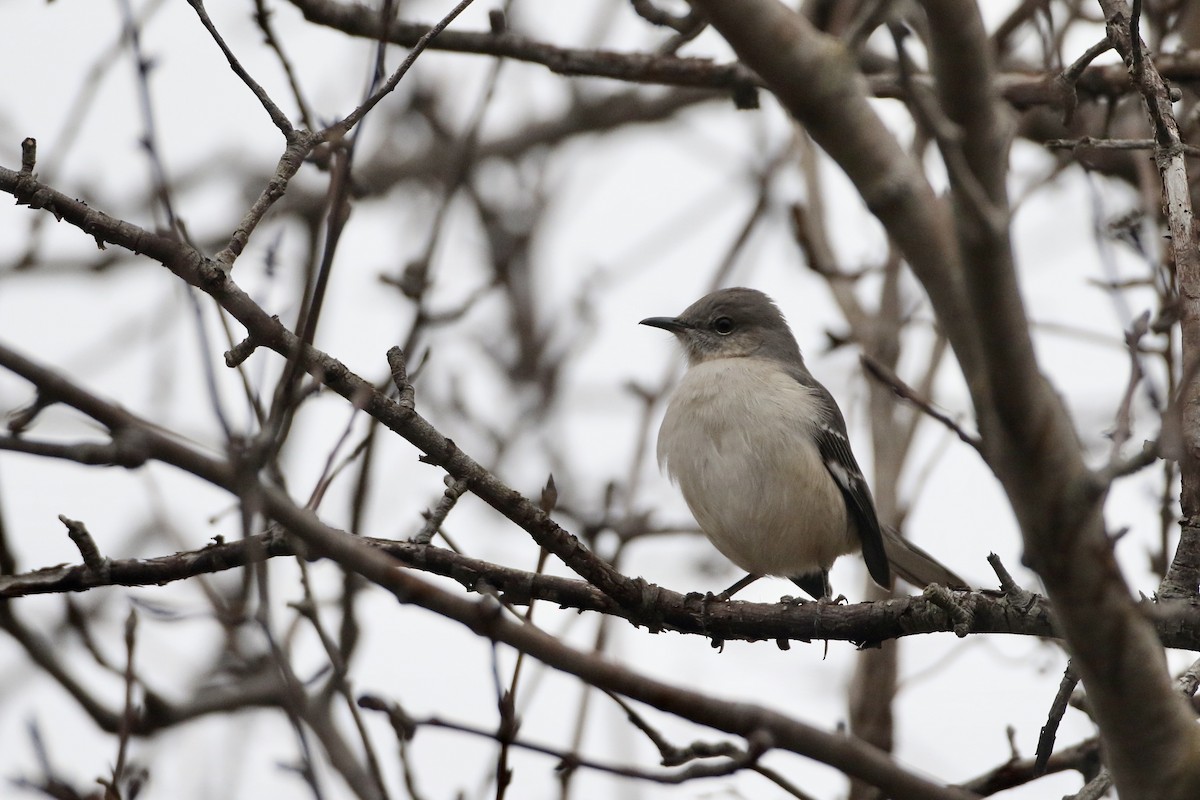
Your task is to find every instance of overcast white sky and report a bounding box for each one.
[0,1,1177,798]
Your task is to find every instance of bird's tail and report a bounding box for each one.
[881,526,969,590]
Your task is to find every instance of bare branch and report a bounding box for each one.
[861,353,983,454]
[0,165,641,610]
[186,0,296,137]
[1033,661,1079,776]
[325,0,478,138]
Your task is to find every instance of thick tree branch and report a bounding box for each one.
[8,518,1200,650]
[287,0,761,100]
[0,518,1063,645]
[930,3,1200,798]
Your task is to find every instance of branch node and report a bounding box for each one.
[111,427,151,469]
[358,694,417,740]
[387,346,416,412]
[225,333,263,367]
[413,477,469,544]
[987,553,1040,613]
[744,728,774,757]
[1056,39,1112,125]
[8,393,55,435]
[540,474,558,515]
[488,8,505,34]
[58,515,108,573]
[20,138,36,174]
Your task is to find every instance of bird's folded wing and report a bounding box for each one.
[810,412,892,588]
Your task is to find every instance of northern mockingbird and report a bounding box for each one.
[641,287,966,600]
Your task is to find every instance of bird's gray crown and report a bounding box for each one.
[640,287,804,366]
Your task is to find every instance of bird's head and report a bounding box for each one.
[640,287,804,366]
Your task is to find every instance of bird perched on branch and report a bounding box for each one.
[641,287,966,600]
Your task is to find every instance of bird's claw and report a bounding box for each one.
[780,593,848,606]
[686,590,732,604]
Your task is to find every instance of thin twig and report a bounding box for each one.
[215,133,321,266]
[1034,660,1079,775]
[1062,39,1114,85]
[186,0,295,136]
[1056,39,1113,124]
[106,610,140,797]
[1097,310,1160,482]
[293,564,393,800]
[861,353,983,454]
[414,477,470,544]
[254,0,316,130]
[117,0,185,239]
[327,0,477,138]
[1129,0,1144,78]
[888,22,1006,237]
[1046,137,1200,156]
[250,554,327,800]
[359,696,775,787]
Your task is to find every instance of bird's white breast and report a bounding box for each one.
[657,358,855,577]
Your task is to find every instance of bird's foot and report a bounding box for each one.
[780,593,848,606]
[685,590,731,603]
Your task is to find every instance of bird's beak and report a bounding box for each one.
[639,316,688,333]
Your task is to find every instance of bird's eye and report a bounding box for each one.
[713,317,735,335]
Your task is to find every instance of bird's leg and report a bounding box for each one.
[705,572,761,601]
[820,570,832,601]
[814,571,848,605]
[788,570,830,603]
[685,573,760,650]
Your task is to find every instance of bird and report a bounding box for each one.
[641,287,966,600]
